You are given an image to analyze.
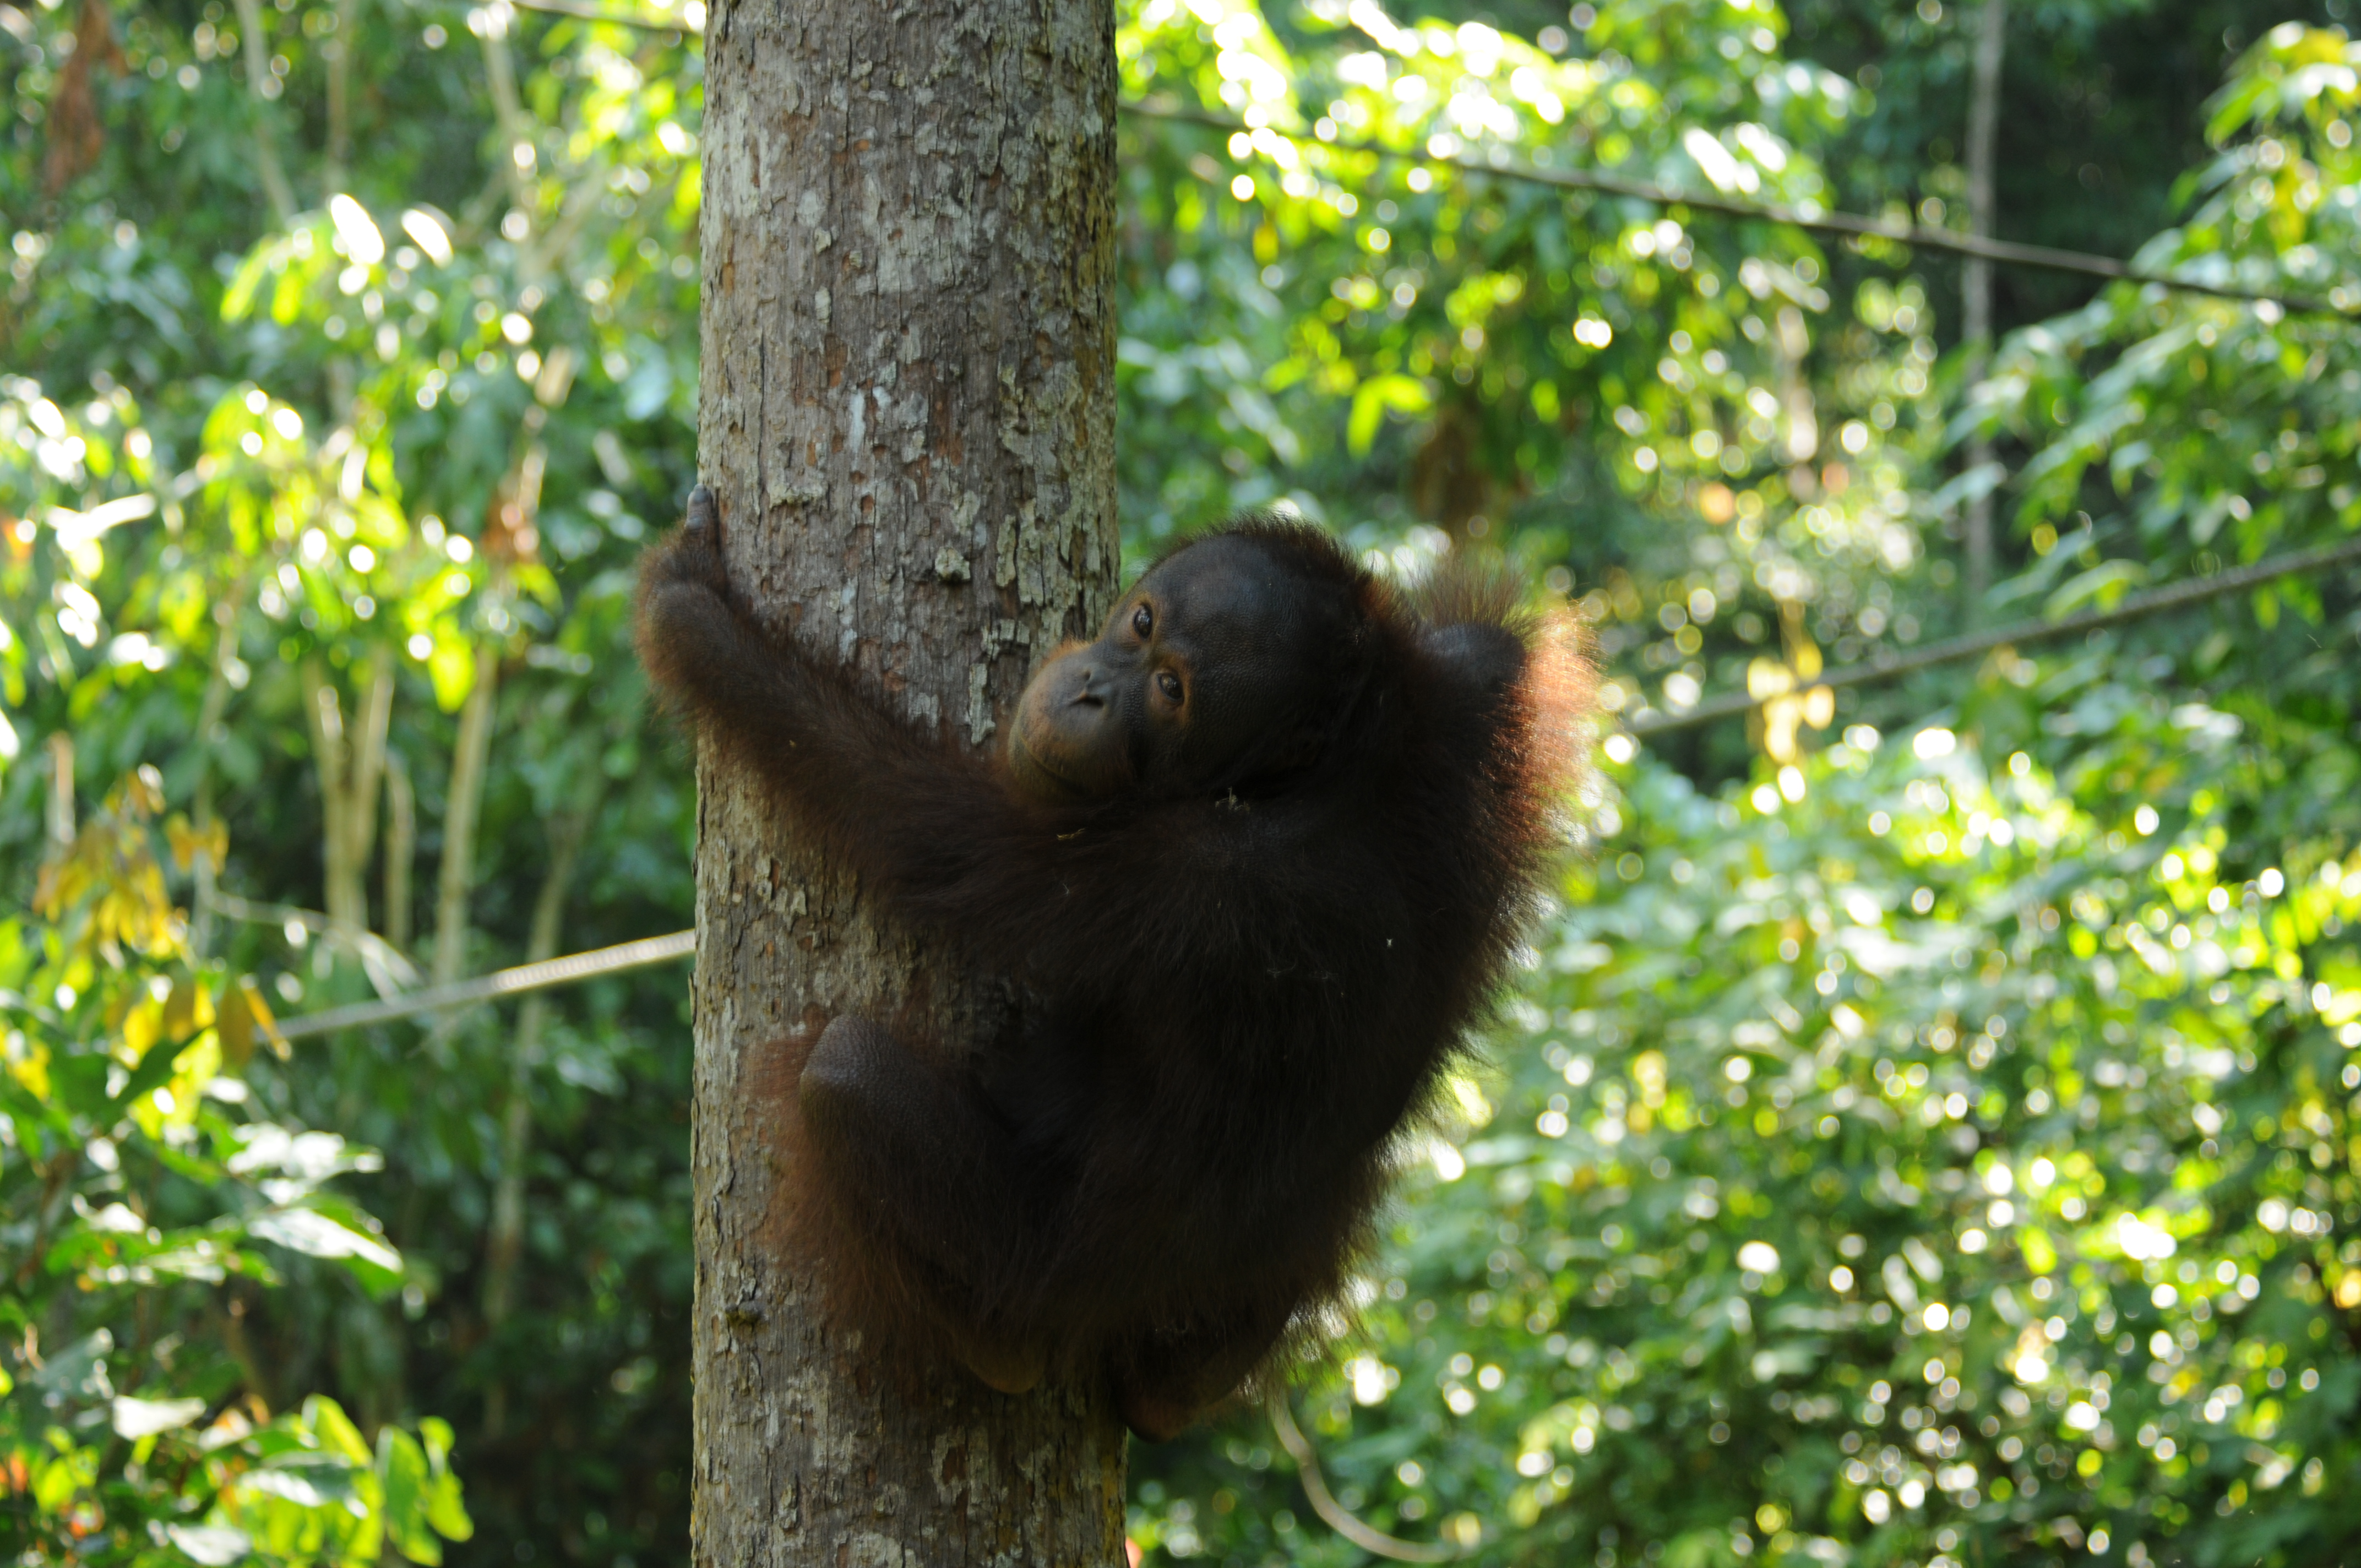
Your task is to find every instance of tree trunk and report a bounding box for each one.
[690,0,1124,1560]
[1962,0,2006,616]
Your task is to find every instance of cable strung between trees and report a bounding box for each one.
[1268,1392,1467,1562]
[484,0,2349,319]
[1625,535,2361,737]
[1124,100,2353,319]
[272,1,2358,1039]
[265,540,2361,1037]
[274,930,695,1040]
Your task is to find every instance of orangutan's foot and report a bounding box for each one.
[1116,1378,1200,1443]
[950,1326,1049,1396]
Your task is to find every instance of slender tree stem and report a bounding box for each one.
[476,0,536,220]
[188,587,246,959]
[228,0,295,222]
[344,645,394,924]
[324,0,360,192]
[384,753,416,953]
[1962,0,2008,617]
[480,784,601,1435]
[432,647,501,988]
[45,733,73,848]
[301,658,357,934]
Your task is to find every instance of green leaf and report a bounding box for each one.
[1347,373,1430,455]
[108,1031,188,1114]
[247,1208,403,1291]
[417,1418,475,1542]
[306,1395,373,1464]
[377,1427,444,1565]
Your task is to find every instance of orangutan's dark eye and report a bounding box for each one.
[1132,603,1154,638]
[1157,671,1183,703]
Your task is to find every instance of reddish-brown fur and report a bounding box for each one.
[637,500,1589,1432]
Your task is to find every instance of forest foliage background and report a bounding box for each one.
[7,0,2361,1562]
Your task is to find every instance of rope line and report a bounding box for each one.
[268,543,2361,1032]
[483,1,2349,318]
[1125,101,2349,318]
[1267,1391,1467,1561]
[502,0,666,23]
[275,929,694,1041]
[1626,535,2361,737]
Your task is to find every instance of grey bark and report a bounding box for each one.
[1962,0,2006,614]
[690,0,1124,1561]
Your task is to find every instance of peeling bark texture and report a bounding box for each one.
[690,0,1124,1561]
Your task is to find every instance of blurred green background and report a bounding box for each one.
[7,0,2361,1562]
